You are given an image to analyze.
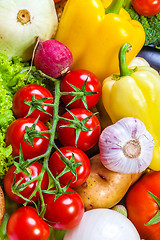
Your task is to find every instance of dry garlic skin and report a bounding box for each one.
[0,0,58,60]
[99,117,154,174]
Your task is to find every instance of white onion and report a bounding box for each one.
[128,57,150,68]
[0,0,58,61]
[64,208,140,240]
[99,117,154,174]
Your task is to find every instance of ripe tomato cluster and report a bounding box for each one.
[4,69,101,240]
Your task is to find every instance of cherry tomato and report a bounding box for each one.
[57,108,101,151]
[4,162,49,204]
[49,146,90,188]
[5,118,50,160]
[132,0,160,17]
[12,84,54,123]
[126,171,160,240]
[60,69,101,109]
[43,187,84,230]
[7,206,50,240]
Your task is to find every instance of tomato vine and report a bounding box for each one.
[10,69,99,216]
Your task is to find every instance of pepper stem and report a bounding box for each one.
[105,0,124,14]
[119,43,133,77]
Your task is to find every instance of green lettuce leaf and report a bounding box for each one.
[0,53,45,179]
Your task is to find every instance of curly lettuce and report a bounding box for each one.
[0,53,45,179]
[0,83,15,178]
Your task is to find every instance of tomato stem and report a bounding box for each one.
[12,70,83,215]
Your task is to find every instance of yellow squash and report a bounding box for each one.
[55,0,145,82]
[102,43,160,171]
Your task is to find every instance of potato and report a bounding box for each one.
[0,186,5,225]
[74,154,142,211]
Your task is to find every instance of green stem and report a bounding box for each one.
[53,143,75,169]
[105,0,124,14]
[41,103,55,107]
[58,116,81,128]
[60,91,84,96]
[119,43,133,77]
[122,0,132,8]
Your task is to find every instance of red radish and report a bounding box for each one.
[34,39,73,78]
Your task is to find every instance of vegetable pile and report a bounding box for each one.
[0,54,45,178]
[0,0,160,240]
[123,2,160,46]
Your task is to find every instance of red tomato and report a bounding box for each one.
[49,146,90,188]
[54,0,61,2]
[57,108,101,151]
[43,187,84,230]
[7,206,49,240]
[5,118,50,160]
[12,84,54,123]
[60,69,101,109]
[126,171,160,240]
[4,162,49,204]
[132,0,160,17]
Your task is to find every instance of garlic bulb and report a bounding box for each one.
[0,0,58,61]
[99,117,154,174]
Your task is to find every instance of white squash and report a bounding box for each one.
[0,0,58,60]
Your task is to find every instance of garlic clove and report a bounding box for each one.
[99,117,154,174]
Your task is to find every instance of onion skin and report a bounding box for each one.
[34,39,73,78]
[64,208,140,240]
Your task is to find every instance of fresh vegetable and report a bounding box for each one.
[43,187,84,230]
[128,56,150,68]
[137,46,160,72]
[55,0,145,81]
[64,208,140,240]
[5,118,50,160]
[6,206,50,240]
[57,108,101,151]
[102,43,160,171]
[75,154,142,210]
[3,162,49,204]
[126,171,160,240]
[0,53,46,178]
[0,0,58,61]
[0,186,5,225]
[34,39,73,79]
[96,55,150,131]
[124,4,160,46]
[12,84,54,123]
[0,84,14,179]
[132,0,160,17]
[112,204,128,217]
[99,117,154,174]
[1,48,88,236]
[60,69,101,109]
[48,146,91,188]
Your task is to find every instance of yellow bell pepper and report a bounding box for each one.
[102,43,160,171]
[55,0,145,82]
